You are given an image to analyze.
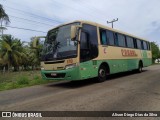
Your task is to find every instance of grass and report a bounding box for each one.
[0,71,53,91]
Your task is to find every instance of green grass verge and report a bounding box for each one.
[0,71,54,91]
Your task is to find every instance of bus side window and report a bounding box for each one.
[133,38,138,49]
[124,36,127,47]
[106,30,114,46]
[114,33,119,46]
[141,40,144,50]
[117,33,126,47]
[143,41,147,50]
[100,29,107,45]
[147,42,150,50]
[80,32,89,49]
[137,39,141,49]
[81,24,98,62]
[126,36,134,48]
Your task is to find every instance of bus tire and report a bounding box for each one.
[97,65,107,82]
[137,61,143,73]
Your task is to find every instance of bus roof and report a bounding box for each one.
[49,20,149,42]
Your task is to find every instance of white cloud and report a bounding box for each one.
[1,0,160,44]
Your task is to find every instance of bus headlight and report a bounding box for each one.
[65,63,77,70]
[41,67,45,70]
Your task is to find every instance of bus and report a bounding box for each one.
[33,20,152,82]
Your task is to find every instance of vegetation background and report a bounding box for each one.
[0,4,52,91]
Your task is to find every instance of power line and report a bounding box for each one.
[4,0,67,23]
[5,1,105,24]
[7,9,59,25]
[5,26,47,33]
[9,15,53,26]
[4,5,63,24]
[50,0,103,22]
[74,0,108,21]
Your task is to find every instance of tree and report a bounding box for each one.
[29,37,43,70]
[20,37,43,70]
[151,42,160,62]
[0,35,26,71]
[0,4,10,35]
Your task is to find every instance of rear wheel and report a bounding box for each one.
[97,65,107,82]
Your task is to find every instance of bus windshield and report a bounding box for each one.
[41,23,79,61]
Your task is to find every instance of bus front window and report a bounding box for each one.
[41,23,79,61]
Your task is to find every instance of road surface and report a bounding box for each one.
[0,65,160,120]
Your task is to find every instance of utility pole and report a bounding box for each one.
[107,18,118,28]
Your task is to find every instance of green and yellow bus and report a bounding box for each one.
[34,20,152,82]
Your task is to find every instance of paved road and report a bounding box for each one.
[0,65,160,120]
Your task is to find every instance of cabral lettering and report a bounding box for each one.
[121,49,137,57]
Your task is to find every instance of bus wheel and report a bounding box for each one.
[97,66,107,82]
[138,62,143,73]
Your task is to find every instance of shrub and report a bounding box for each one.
[17,76,29,85]
[34,75,40,80]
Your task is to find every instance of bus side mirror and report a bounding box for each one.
[71,26,77,41]
[71,25,82,41]
[32,36,46,49]
[32,38,39,49]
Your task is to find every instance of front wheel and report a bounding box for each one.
[97,66,107,82]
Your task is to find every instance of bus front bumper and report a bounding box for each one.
[41,67,80,81]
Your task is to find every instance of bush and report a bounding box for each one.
[34,75,40,80]
[17,76,29,85]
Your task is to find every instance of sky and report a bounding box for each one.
[0,0,160,46]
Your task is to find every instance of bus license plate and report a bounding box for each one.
[51,73,57,76]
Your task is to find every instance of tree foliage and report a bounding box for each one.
[0,5,42,72]
[151,42,160,61]
[0,4,10,35]
[0,35,26,71]
[0,35,42,72]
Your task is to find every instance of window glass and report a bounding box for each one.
[100,29,107,45]
[80,24,98,62]
[126,36,134,48]
[141,40,144,50]
[117,33,126,47]
[80,32,88,49]
[106,30,114,45]
[133,38,137,48]
[137,39,141,49]
[114,33,119,46]
[143,41,147,50]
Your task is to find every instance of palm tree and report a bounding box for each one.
[29,37,43,69]
[0,35,26,71]
[0,4,10,35]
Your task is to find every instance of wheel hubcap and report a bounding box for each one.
[99,69,105,77]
